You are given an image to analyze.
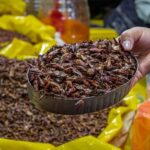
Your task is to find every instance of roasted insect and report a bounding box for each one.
[0,56,124,146]
[29,39,136,98]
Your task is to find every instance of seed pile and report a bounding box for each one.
[29,39,136,98]
[0,29,32,49]
[0,56,123,146]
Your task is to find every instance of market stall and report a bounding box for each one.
[0,1,149,150]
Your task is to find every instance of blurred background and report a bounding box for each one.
[0,0,149,58]
[23,0,150,44]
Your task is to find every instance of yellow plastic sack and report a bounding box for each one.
[90,28,118,41]
[0,15,56,59]
[0,15,55,43]
[0,39,55,59]
[0,138,55,150]
[55,136,120,150]
[98,93,138,143]
[0,0,26,15]
[98,77,146,149]
[123,78,147,150]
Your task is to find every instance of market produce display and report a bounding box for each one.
[29,39,137,98]
[0,29,33,49]
[0,0,145,148]
[0,15,56,59]
[0,56,124,146]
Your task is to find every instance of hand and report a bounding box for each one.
[120,27,150,86]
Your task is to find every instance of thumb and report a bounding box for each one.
[120,27,145,51]
[121,36,134,51]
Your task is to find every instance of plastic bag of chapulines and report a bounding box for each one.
[0,0,26,15]
[0,77,146,150]
[0,15,56,59]
[131,100,150,150]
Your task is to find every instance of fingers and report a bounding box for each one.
[120,27,150,86]
[131,69,143,87]
[140,52,150,74]
[131,53,150,87]
[120,27,150,51]
[120,33,134,50]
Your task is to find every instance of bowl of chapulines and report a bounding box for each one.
[27,39,138,115]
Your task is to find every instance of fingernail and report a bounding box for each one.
[122,40,132,50]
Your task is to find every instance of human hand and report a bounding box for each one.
[120,27,150,86]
